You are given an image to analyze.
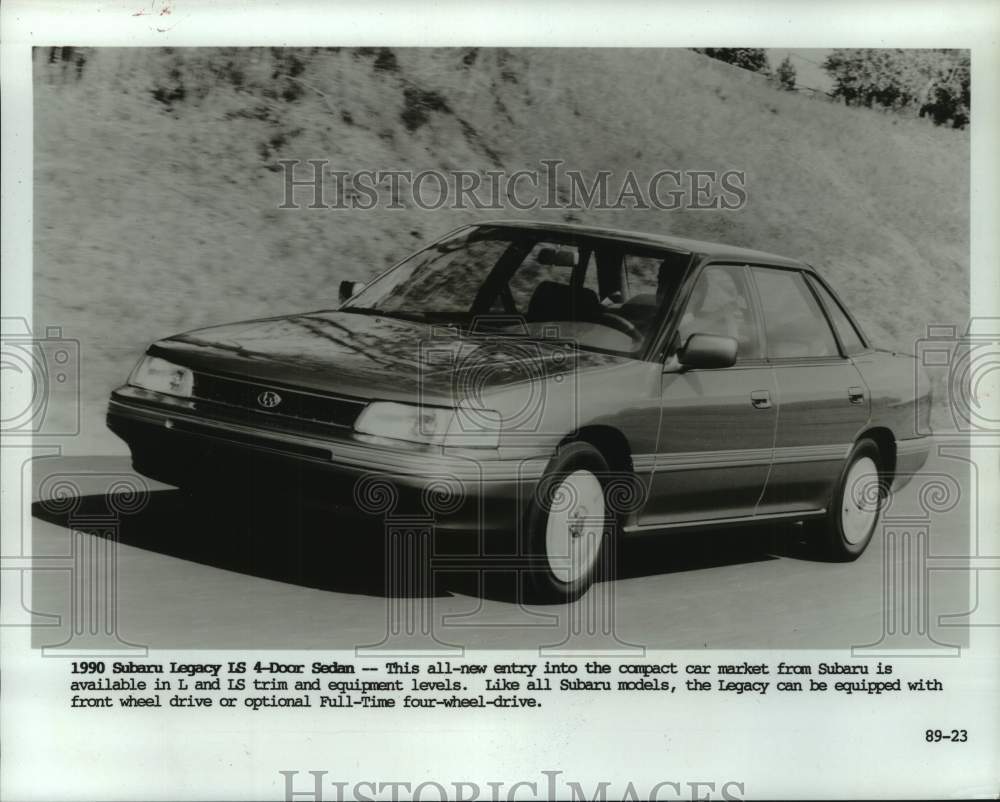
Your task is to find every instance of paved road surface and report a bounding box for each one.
[26,448,973,652]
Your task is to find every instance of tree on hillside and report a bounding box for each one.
[823,48,969,128]
[775,56,797,91]
[694,48,770,73]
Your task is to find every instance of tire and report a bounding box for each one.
[819,438,885,561]
[522,442,614,604]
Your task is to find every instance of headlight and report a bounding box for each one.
[354,401,500,448]
[128,355,194,398]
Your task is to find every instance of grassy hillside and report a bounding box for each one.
[33,47,969,454]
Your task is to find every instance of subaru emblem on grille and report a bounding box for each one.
[257,390,282,409]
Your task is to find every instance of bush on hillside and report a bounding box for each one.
[824,48,969,128]
[693,48,770,73]
[775,56,797,91]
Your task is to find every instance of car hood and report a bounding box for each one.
[149,310,635,405]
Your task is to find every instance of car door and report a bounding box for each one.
[750,266,870,514]
[638,263,778,527]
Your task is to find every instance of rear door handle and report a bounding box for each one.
[848,386,866,405]
[750,390,772,410]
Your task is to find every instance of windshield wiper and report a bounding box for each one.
[340,307,428,324]
[339,306,383,316]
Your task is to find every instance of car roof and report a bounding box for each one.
[475,219,808,270]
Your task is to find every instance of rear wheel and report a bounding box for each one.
[819,438,884,560]
[523,442,612,603]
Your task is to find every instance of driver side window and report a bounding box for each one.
[677,265,762,361]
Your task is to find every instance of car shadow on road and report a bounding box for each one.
[31,488,824,603]
[452,525,820,605]
[32,488,419,598]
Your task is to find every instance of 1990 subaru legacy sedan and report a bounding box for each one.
[108,221,931,602]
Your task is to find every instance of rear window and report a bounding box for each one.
[508,241,587,313]
[752,268,839,359]
[806,275,867,354]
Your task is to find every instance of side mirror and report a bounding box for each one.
[677,333,738,369]
[339,280,365,304]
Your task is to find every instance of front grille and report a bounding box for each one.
[192,372,365,429]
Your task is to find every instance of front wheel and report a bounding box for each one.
[522,442,613,604]
[819,438,885,560]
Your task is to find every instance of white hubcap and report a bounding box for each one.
[841,456,879,544]
[544,470,606,583]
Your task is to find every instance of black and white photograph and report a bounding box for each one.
[2,2,998,800]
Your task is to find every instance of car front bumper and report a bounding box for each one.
[107,388,549,535]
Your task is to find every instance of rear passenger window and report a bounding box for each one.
[752,268,839,359]
[806,275,866,354]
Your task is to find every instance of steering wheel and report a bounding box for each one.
[597,311,643,343]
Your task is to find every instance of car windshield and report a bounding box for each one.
[342,226,689,356]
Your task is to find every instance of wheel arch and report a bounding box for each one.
[559,425,635,476]
[856,426,897,485]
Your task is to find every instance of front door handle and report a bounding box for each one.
[750,390,772,410]
[848,386,866,405]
